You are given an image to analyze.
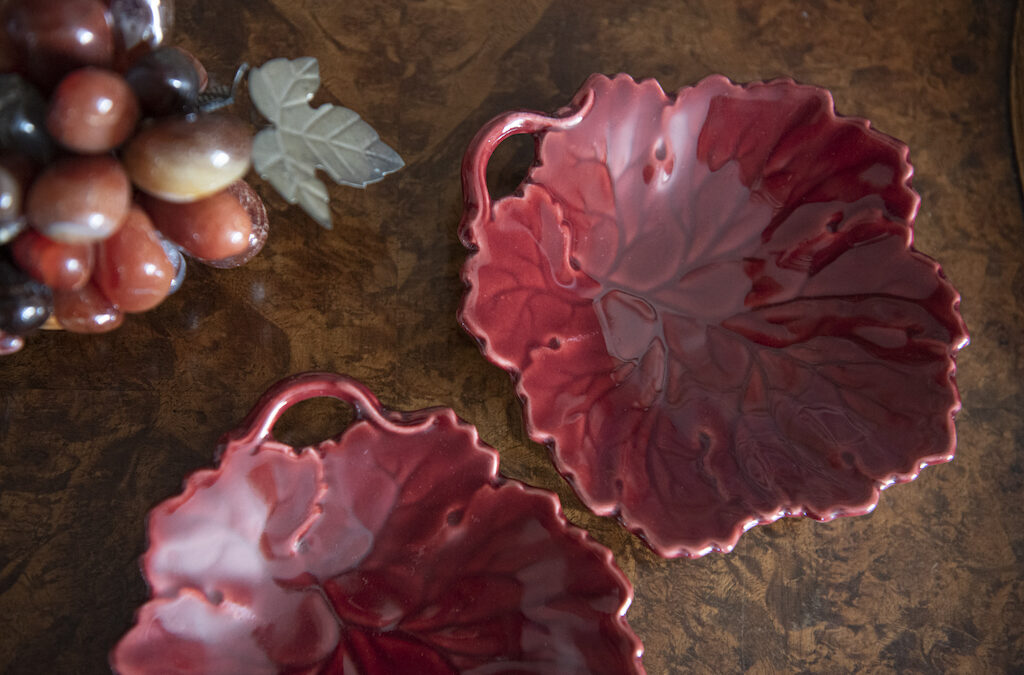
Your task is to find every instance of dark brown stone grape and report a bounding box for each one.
[0,328,24,355]
[0,154,33,244]
[124,46,200,116]
[0,218,24,244]
[0,252,53,335]
[0,162,24,245]
[171,46,207,92]
[0,159,21,223]
[0,74,56,164]
[108,0,173,57]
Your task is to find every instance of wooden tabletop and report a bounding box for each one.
[2,0,1022,672]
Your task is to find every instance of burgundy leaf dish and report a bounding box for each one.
[110,372,645,674]
[458,73,968,558]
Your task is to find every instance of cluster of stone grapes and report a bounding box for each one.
[0,0,268,355]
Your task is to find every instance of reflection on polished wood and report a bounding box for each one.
[1,0,1022,672]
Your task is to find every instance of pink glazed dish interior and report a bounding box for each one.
[111,373,645,674]
[458,73,968,558]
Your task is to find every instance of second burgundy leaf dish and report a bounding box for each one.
[111,372,644,674]
[458,73,968,558]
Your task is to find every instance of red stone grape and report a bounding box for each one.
[10,228,94,290]
[94,204,174,312]
[141,188,253,261]
[52,280,123,333]
[47,67,140,153]
[202,180,269,268]
[26,155,131,243]
[3,0,115,89]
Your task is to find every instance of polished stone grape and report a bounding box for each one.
[202,180,268,268]
[47,67,140,153]
[0,217,24,244]
[0,74,56,164]
[94,204,174,312]
[122,113,252,202]
[173,46,207,92]
[3,0,115,88]
[10,228,93,290]
[27,155,131,243]
[0,254,52,335]
[108,0,173,57]
[53,280,123,333]
[0,154,32,244]
[0,163,23,246]
[0,159,21,222]
[0,328,24,355]
[124,46,199,116]
[141,187,253,261]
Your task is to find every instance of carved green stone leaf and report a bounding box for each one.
[248,57,403,228]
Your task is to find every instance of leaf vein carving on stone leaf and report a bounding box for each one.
[248,57,403,228]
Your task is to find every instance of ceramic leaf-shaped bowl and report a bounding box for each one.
[458,73,968,558]
[110,373,644,674]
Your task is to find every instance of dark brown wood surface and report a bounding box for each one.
[2,0,1022,672]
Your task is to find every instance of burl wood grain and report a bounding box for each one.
[1,0,1022,673]
[1014,2,1024,196]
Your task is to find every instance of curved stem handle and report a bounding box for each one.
[458,90,595,245]
[224,372,388,451]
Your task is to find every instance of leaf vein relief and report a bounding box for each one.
[459,73,966,557]
[248,57,403,227]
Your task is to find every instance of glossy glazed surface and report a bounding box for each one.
[111,373,644,674]
[459,74,968,558]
